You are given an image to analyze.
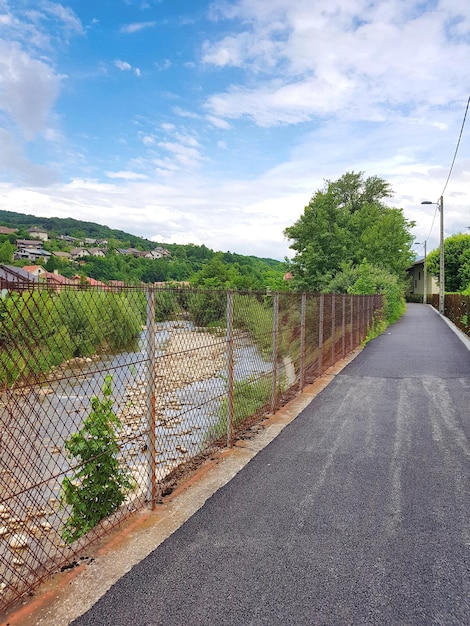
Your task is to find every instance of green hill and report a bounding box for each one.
[0,209,287,290]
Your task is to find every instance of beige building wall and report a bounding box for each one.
[407,260,439,301]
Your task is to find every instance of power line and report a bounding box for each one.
[425,203,439,243]
[424,95,470,242]
[440,94,470,198]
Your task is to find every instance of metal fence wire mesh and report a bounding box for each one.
[0,283,382,612]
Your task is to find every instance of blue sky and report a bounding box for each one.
[1,0,469,260]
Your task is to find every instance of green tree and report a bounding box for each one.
[328,260,405,323]
[190,254,237,289]
[0,239,14,263]
[284,171,415,292]
[426,233,470,293]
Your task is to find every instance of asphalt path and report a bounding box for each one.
[72,304,470,626]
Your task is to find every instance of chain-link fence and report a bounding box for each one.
[0,282,382,612]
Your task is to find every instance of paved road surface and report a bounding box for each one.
[72,304,470,625]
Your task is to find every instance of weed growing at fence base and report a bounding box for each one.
[208,375,273,441]
[60,376,135,544]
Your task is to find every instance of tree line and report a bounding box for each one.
[4,172,468,315]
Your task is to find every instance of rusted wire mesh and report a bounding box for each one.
[0,283,382,613]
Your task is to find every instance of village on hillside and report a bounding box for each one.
[0,224,174,290]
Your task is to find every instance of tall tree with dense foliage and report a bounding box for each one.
[284,171,415,292]
[0,239,14,263]
[426,233,470,293]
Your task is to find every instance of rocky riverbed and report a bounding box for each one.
[117,326,270,481]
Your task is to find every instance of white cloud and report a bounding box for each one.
[0,128,58,185]
[141,134,156,146]
[115,59,141,76]
[155,59,172,70]
[203,0,470,127]
[115,59,132,71]
[206,114,231,129]
[41,2,84,36]
[157,141,204,168]
[0,1,84,184]
[120,21,156,34]
[0,41,62,139]
[105,170,149,180]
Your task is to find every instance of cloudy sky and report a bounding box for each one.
[0,0,469,260]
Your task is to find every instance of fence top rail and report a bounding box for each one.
[0,279,385,298]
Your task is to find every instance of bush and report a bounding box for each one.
[60,376,134,543]
[0,288,144,386]
[187,291,226,326]
[326,261,405,324]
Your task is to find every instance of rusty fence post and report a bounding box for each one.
[331,294,335,367]
[364,296,367,340]
[350,295,354,351]
[341,294,346,358]
[271,292,279,414]
[299,292,306,392]
[145,286,157,510]
[355,295,362,347]
[318,293,324,376]
[226,290,235,448]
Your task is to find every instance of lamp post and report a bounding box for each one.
[421,196,444,314]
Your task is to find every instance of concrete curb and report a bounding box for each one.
[428,304,470,352]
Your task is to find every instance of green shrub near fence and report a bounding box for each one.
[187,290,227,327]
[61,375,135,544]
[0,291,74,384]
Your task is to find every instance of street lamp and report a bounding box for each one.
[414,240,427,304]
[421,196,444,314]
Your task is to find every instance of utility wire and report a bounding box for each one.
[425,204,439,243]
[440,94,470,197]
[425,94,470,242]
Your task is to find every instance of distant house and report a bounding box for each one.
[21,265,73,290]
[116,246,170,259]
[0,264,38,289]
[116,248,146,258]
[14,243,51,262]
[16,239,43,250]
[84,238,97,246]
[58,235,79,244]
[52,251,72,260]
[42,270,75,291]
[70,247,90,260]
[70,274,108,290]
[88,248,106,257]
[22,265,48,277]
[27,227,48,241]
[0,226,17,236]
[145,247,171,260]
[406,259,438,302]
